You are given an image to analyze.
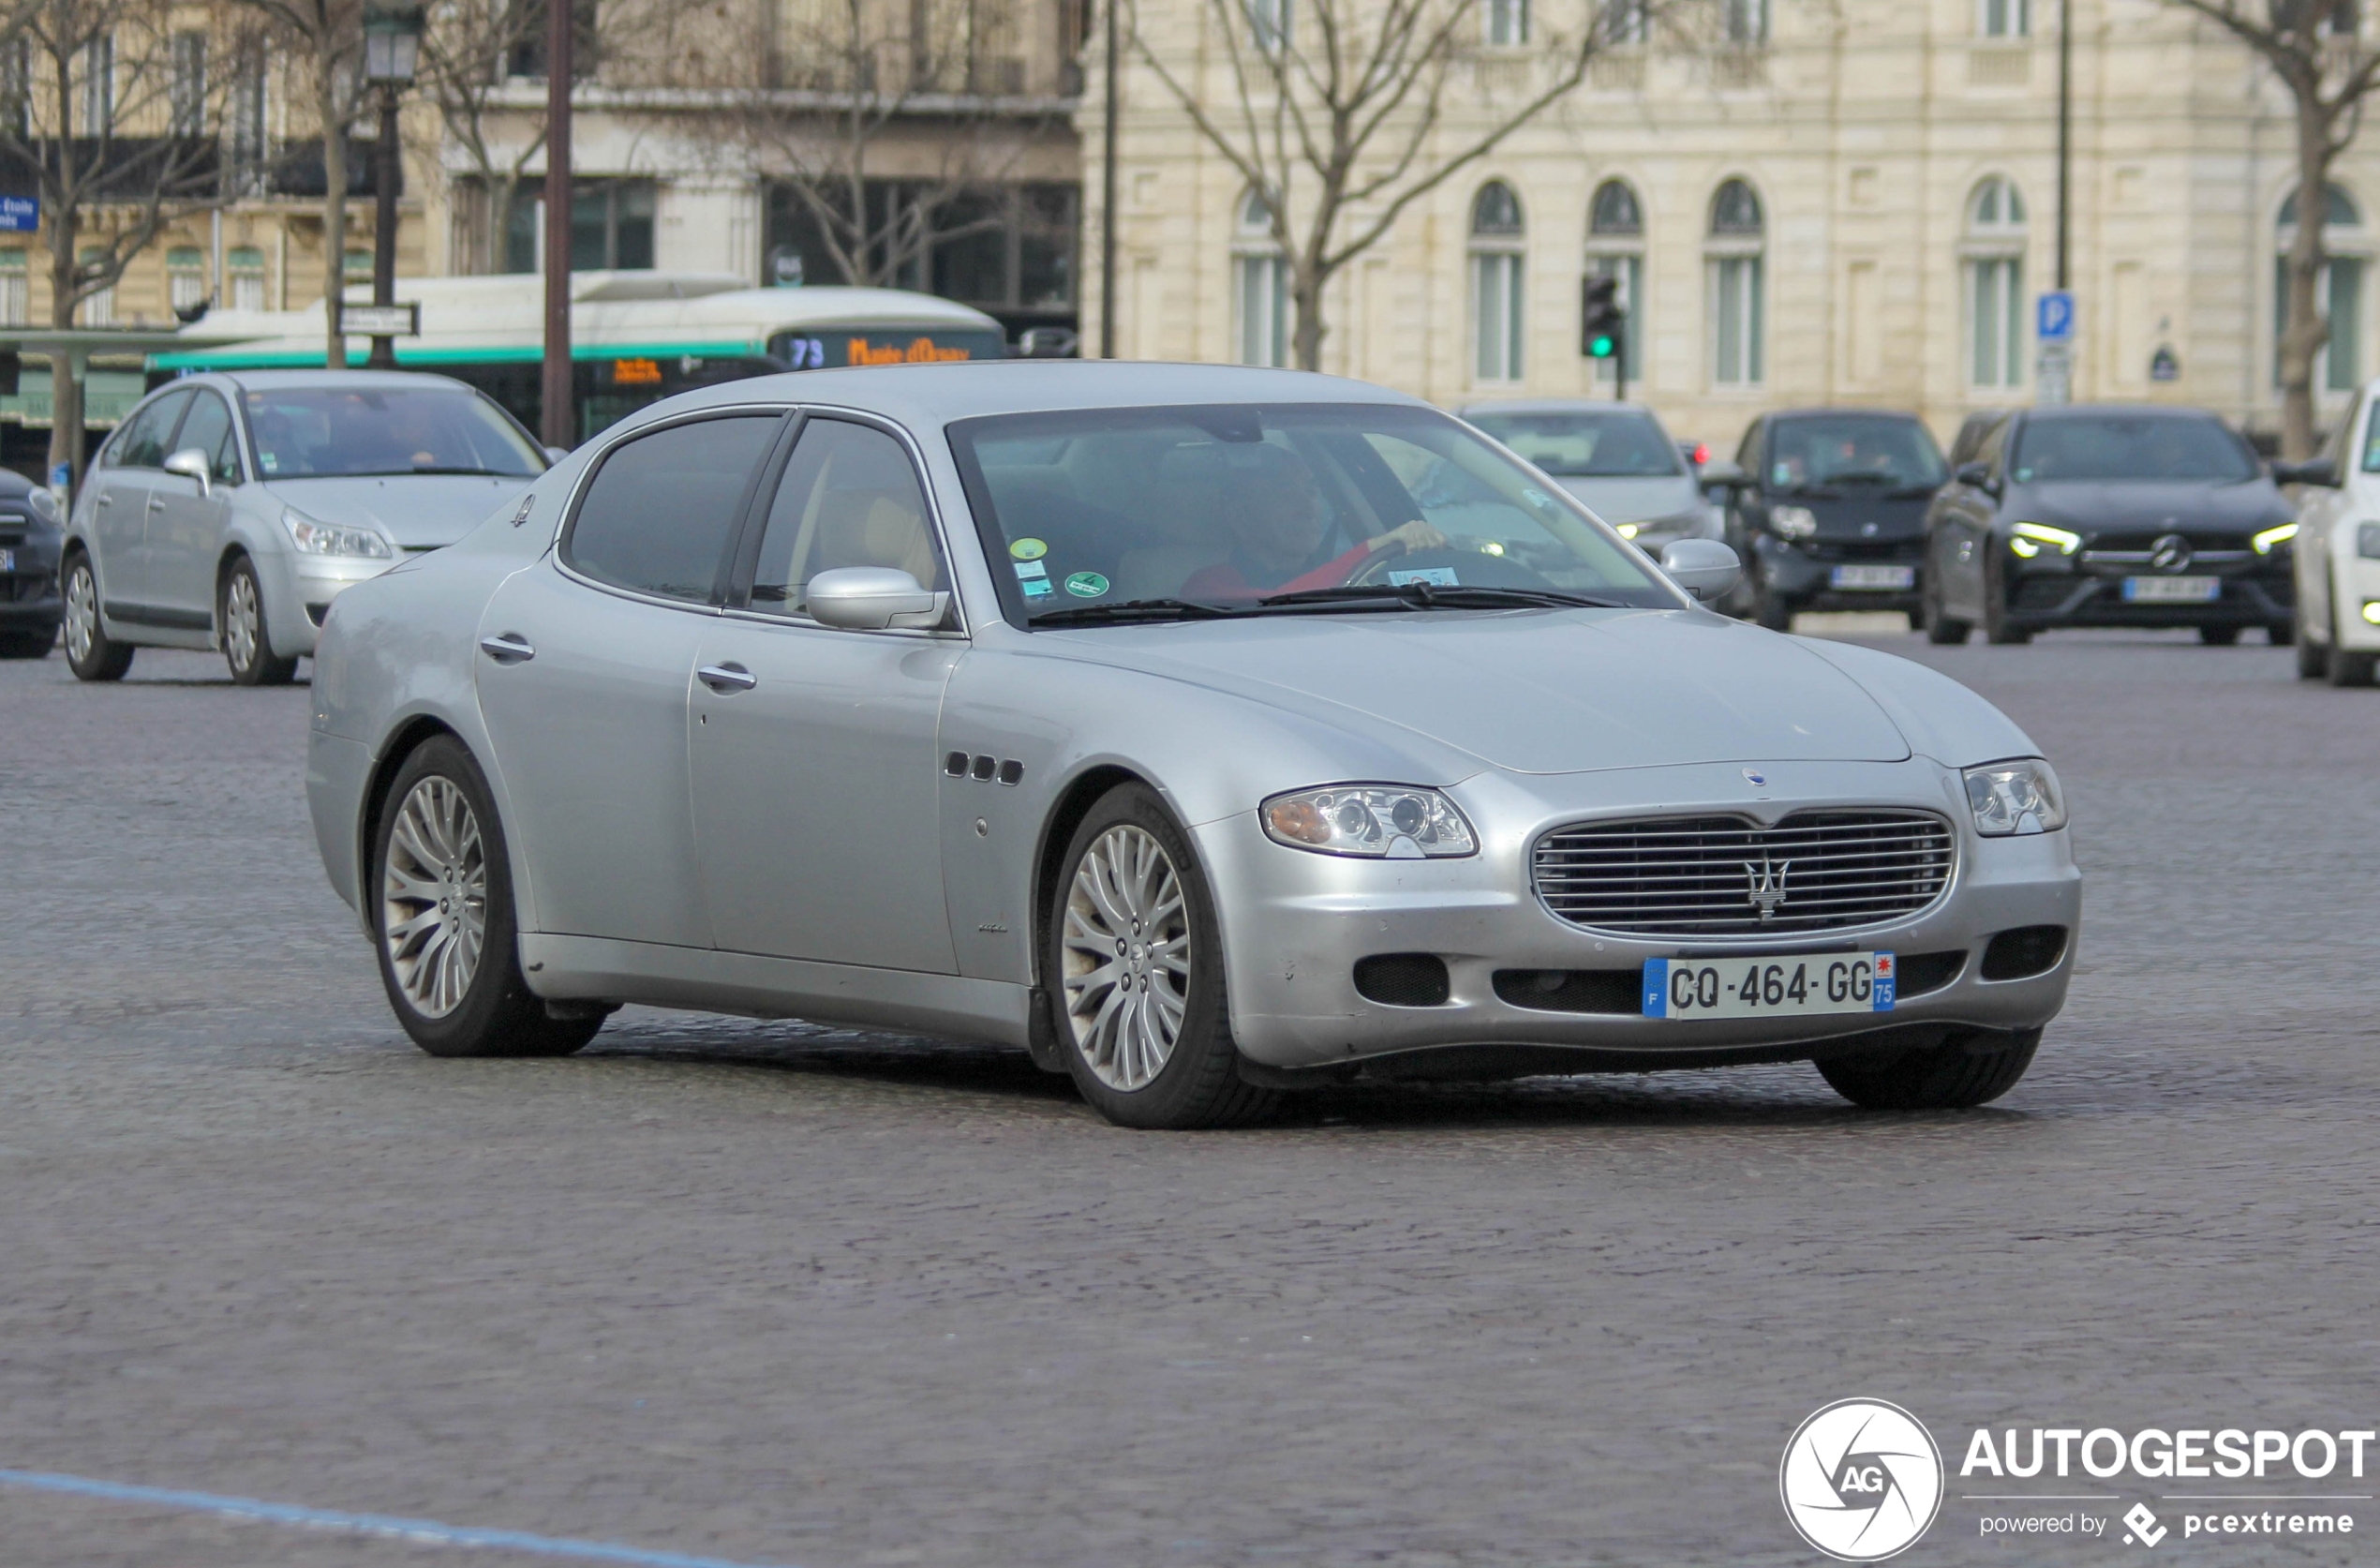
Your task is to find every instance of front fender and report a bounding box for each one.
[1792,637,2044,768]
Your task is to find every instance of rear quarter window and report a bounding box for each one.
[562,414,782,602]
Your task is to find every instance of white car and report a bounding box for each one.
[2285,380,2380,684]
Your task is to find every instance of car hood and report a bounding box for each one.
[1551,475,1705,526]
[2008,478,2284,535]
[260,474,536,548]
[1039,609,1911,774]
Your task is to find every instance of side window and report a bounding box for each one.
[564,414,782,603]
[171,393,242,485]
[1733,419,1763,475]
[746,419,945,618]
[108,390,193,470]
[1976,416,2009,474]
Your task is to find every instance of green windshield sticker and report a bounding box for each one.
[1010,537,1048,560]
[1064,571,1109,598]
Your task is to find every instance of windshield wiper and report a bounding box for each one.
[1029,597,1245,626]
[321,466,529,478]
[1257,583,1625,611]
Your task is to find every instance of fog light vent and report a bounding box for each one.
[1353,953,1450,1008]
[1981,925,2067,981]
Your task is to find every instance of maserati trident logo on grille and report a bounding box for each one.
[1743,769,1768,787]
[1746,854,1792,921]
[2149,533,2194,573]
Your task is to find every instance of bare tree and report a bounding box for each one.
[1131,0,1703,368]
[416,0,545,272]
[2164,0,2380,456]
[0,0,251,480]
[231,0,365,366]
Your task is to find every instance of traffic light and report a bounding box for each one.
[1581,274,1626,362]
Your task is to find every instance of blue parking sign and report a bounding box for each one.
[2036,291,2075,343]
[0,195,36,232]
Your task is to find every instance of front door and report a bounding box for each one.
[689,415,961,972]
[87,389,191,616]
[146,389,242,624]
[473,410,787,949]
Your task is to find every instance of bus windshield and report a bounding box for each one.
[242,387,547,479]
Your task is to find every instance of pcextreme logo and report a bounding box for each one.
[1780,1399,1947,1561]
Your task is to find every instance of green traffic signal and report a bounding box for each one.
[1587,334,1616,359]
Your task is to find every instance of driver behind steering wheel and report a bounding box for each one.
[1183,443,1446,599]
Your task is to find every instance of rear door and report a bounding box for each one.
[474,409,789,949]
[145,389,243,625]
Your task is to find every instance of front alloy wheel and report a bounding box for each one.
[62,554,133,681]
[220,556,298,685]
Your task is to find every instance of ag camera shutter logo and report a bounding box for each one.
[1780,1398,1945,1561]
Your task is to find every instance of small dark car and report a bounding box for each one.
[0,467,63,658]
[1718,409,1946,629]
[1921,404,2298,646]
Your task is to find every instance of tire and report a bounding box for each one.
[372,734,604,1058]
[1981,560,2031,645]
[2298,627,2328,679]
[2197,625,2240,647]
[2328,642,2378,687]
[2268,620,2295,647]
[1922,571,1971,645]
[0,627,53,658]
[1817,1026,2040,1111]
[1045,783,1277,1130]
[61,552,133,681]
[1753,582,1794,632]
[220,555,299,686]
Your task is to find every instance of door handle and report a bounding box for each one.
[95,493,112,507]
[479,632,535,665]
[147,497,166,512]
[697,662,756,694]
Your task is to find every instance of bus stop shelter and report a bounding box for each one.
[0,326,260,492]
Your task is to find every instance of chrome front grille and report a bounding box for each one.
[1533,810,1956,937]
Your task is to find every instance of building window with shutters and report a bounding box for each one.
[0,249,24,326]
[228,246,267,312]
[77,246,113,326]
[1977,0,2030,36]
[81,34,112,129]
[1470,181,1526,383]
[2276,184,2368,393]
[171,32,206,134]
[168,246,206,314]
[1705,178,1763,386]
[1966,176,2027,388]
[1233,190,1289,366]
[1484,0,1528,47]
[1586,178,1644,385]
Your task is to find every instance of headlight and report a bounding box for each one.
[2012,521,2082,556]
[2358,521,2380,560]
[1768,504,1818,540]
[1614,522,1640,540]
[1963,758,2067,837]
[282,508,392,559]
[1260,784,1478,859]
[2253,522,2298,555]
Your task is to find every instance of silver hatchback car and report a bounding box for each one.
[60,370,546,684]
[1457,398,1722,556]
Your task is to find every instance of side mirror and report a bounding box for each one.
[807,566,950,631]
[1954,460,1996,492]
[161,448,212,496]
[1697,457,1750,489]
[2271,456,2341,487]
[1659,538,1742,602]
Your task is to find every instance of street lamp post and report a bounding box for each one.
[362,6,423,372]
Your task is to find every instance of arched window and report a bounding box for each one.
[1706,178,1763,386]
[1977,0,2029,37]
[1471,182,1525,383]
[1484,0,1528,45]
[1966,175,2027,389]
[1586,179,1644,384]
[1234,189,1288,367]
[2276,184,2366,393]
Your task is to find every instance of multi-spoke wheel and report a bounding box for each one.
[1045,784,1275,1129]
[220,555,298,686]
[371,735,605,1058]
[62,553,133,681]
[1062,824,1192,1092]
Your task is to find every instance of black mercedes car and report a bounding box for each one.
[1718,409,1946,629]
[0,467,62,659]
[1921,405,2298,646]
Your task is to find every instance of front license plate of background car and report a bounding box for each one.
[1829,565,1915,590]
[1643,952,1895,1019]
[2122,575,2220,603]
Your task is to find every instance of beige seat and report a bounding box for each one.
[1114,446,1234,600]
[812,487,944,590]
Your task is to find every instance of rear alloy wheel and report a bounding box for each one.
[1049,784,1275,1129]
[374,735,605,1058]
[220,556,299,686]
[1818,1026,2040,1110]
[61,553,133,681]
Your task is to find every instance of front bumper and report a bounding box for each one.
[1,536,63,634]
[1198,758,2079,1073]
[2004,551,2294,630]
[1755,535,1926,614]
[262,550,400,659]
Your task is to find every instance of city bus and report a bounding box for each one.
[150,272,1012,442]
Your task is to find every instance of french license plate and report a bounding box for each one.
[2122,575,2219,603]
[1644,952,1896,1020]
[0,547,13,572]
[1829,564,1915,590]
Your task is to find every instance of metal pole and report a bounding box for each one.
[366,87,400,370]
[2056,0,2071,291]
[1099,0,1118,359]
[541,0,573,448]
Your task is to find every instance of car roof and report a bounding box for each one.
[207,368,480,394]
[2014,401,2231,422]
[1453,397,1663,419]
[1764,407,1930,424]
[633,361,1428,433]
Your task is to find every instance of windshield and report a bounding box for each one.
[2009,414,2259,484]
[949,402,1674,624]
[242,387,547,479]
[1767,416,1946,492]
[1464,409,1682,477]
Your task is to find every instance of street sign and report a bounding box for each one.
[2149,345,2180,382]
[2035,342,2073,407]
[2036,291,2075,343]
[335,301,421,336]
[0,195,37,232]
